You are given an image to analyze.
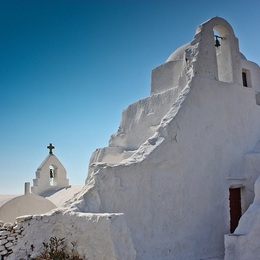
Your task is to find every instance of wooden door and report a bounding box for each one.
[229,188,242,233]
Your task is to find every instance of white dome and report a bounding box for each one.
[239,52,247,60]
[166,42,247,62]
[166,43,191,62]
[0,194,56,223]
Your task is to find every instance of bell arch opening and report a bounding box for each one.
[213,26,233,83]
[49,165,57,186]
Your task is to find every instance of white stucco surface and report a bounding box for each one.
[225,175,260,260]
[0,196,17,208]
[0,193,56,223]
[7,17,260,259]
[43,185,83,207]
[69,17,260,259]
[32,154,69,195]
[9,211,136,260]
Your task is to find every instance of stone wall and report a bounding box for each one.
[0,220,25,259]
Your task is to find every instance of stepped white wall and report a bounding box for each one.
[75,76,260,259]
[9,17,260,260]
[74,17,260,259]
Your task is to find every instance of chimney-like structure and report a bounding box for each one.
[24,182,30,195]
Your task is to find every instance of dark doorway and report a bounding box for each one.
[229,188,242,233]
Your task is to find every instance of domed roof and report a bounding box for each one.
[165,43,191,62]
[165,42,247,62]
[0,193,57,223]
[239,52,247,60]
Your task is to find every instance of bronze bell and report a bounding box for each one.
[215,37,221,47]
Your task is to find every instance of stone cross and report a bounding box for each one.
[47,143,55,154]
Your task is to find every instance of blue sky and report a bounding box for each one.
[1,0,260,194]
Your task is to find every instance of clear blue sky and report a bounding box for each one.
[1,0,260,194]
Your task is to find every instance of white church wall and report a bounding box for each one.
[191,18,242,86]
[109,87,180,150]
[241,59,260,92]
[78,74,260,259]
[242,143,260,214]
[9,212,136,260]
[90,85,184,166]
[225,175,260,260]
[89,146,135,166]
[72,17,260,259]
[151,60,183,94]
[9,17,260,260]
[31,154,69,195]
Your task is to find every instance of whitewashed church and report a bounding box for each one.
[3,17,260,259]
[0,143,81,224]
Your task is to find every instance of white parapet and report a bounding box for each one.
[9,211,136,260]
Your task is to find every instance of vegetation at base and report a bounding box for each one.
[27,237,83,260]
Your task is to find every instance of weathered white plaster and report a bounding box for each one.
[31,153,69,195]
[239,141,260,212]
[241,59,260,91]
[7,17,260,260]
[9,211,136,260]
[225,174,260,260]
[91,87,181,167]
[151,60,183,95]
[71,17,260,259]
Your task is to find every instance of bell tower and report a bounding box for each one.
[31,143,69,195]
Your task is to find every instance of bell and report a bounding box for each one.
[215,38,221,48]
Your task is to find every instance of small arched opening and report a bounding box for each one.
[213,26,233,83]
[49,165,57,186]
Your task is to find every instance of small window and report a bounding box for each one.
[242,69,251,88]
[242,72,248,87]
